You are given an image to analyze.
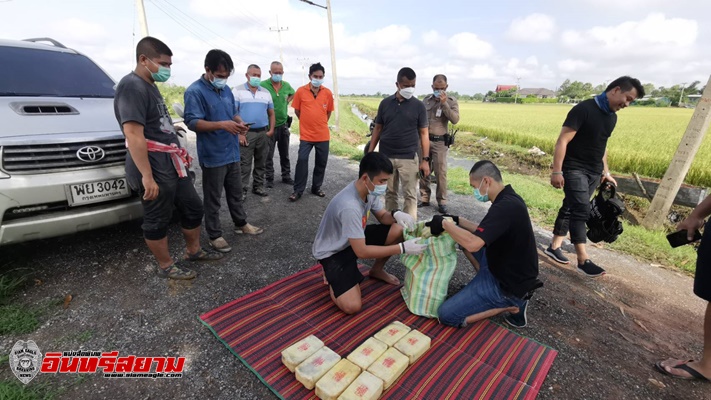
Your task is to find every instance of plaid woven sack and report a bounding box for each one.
[400,221,458,318]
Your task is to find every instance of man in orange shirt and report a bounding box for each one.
[289,62,334,202]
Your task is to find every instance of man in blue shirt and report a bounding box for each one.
[233,64,276,198]
[184,50,264,253]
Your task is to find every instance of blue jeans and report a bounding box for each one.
[438,250,526,328]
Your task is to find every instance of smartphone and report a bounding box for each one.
[244,122,255,127]
[666,229,702,248]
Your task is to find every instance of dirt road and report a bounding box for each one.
[0,134,708,399]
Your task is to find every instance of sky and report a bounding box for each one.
[1,0,710,96]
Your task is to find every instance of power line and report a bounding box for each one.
[147,0,219,49]
[155,0,270,62]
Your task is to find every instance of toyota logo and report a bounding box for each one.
[76,146,105,162]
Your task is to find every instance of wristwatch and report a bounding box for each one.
[422,156,431,162]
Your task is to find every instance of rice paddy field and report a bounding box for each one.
[350,98,711,188]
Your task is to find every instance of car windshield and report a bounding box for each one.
[0,46,115,98]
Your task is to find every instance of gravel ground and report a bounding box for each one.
[0,132,709,400]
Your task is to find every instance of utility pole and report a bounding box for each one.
[298,0,340,129]
[298,57,309,86]
[326,0,339,128]
[642,75,711,229]
[679,82,687,107]
[136,0,149,37]
[514,76,521,104]
[269,15,288,64]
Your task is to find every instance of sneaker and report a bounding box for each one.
[156,262,197,280]
[504,301,528,328]
[282,177,294,185]
[577,259,606,277]
[265,181,274,189]
[437,204,448,214]
[209,237,232,253]
[544,246,570,264]
[417,201,430,208]
[236,223,264,235]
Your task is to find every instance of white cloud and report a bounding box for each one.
[422,30,445,46]
[471,64,497,80]
[48,18,108,45]
[561,13,698,59]
[558,59,593,73]
[448,32,494,60]
[506,13,556,42]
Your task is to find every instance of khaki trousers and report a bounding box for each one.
[386,156,419,219]
[419,140,448,204]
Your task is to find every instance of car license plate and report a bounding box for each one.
[67,178,130,206]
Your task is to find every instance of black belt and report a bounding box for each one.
[429,135,445,142]
[249,126,268,132]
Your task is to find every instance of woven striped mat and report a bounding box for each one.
[199,264,557,399]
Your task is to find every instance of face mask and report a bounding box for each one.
[368,177,387,197]
[473,180,489,202]
[271,74,283,82]
[311,78,324,88]
[146,58,171,82]
[249,76,261,87]
[433,90,441,97]
[399,87,415,99]
[211,77,227,89]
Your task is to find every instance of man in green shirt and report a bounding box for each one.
[260,61,296,187]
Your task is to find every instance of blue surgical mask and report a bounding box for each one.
[311,78,324,88]
[433,90,441,97]
[368,177,387,197]
[271,74,283,82]
[473,180,489,202]
[249,76,261,87]
[211,77,227,89]
[146,58,171,83]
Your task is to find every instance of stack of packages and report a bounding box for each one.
[280,321,431,400]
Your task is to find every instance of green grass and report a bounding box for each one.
[348,97,711,188]
[0,381,56,400]
[447,166,698,273]
[0,271,42,335]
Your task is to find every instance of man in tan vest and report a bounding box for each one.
[419,74,459,214]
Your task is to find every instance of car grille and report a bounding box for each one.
[1,139,126,173]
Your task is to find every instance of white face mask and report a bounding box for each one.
[399,87,415,99]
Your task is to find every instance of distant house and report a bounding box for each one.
[495,85,517,93]
[518,88,557,98]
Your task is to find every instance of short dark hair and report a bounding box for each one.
[606,76,645,98]
[359,152,393,179]
[204,49,234,73]
[397,67,416,83]
[247,64,261,72]
[470,160,503,183]
[135,36,172,62]
[433,74,447,83]
[309,62,325,76]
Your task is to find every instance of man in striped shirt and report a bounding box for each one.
[233,64,275,198]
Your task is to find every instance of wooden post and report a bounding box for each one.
[642,75,711,229]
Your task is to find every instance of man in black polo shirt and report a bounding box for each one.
[430,160,541,328]
[367,67,430,219]
[545,76,644,277]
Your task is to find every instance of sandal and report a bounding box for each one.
[655,360,710,381]
[185,247,224,262]
[156,261,197,280]
[311,189,325,197]
[289,192,302,202]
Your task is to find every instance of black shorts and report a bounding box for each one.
[694,227,711,301]
[320,224,392,298]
